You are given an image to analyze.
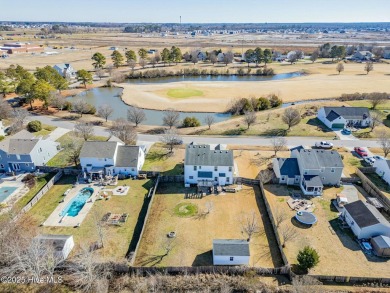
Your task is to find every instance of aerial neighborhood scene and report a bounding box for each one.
[1,0,390,292]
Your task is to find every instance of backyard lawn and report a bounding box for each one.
[263,184,390,277]
[32,124,57,137]
[135,183,282,268]
[142,143,184,175]
[25,175,153,261]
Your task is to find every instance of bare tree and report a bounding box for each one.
[0,99,13,119]
[274,208,288,229]
[288,52,298,64]
[280,224,298,248]
[150,56,157,68]
[223,51,234,66]
[190,52,199,65]
[243,111,257,129]
[369,92,387,110]
[65,140,83,166]
[258,169,274,184]
[336,63,344,74]
[240,211,263,241]
[50,92,67,111]
[93,211,106,249]
[74,122,94,141]
[9,108,29,134]
[364,61,374,74]
[160,128,182,153]
[204,114,215,130]
[310,50,319,63]
[370,112,382,132]
[106,64,114,77]
[95,68,106,80]
[128,60,137,71]
[378,130,390,157]
[271,136,287,156]
[292,275,323,293]
[139,58,147,68]
[72,99,90,117]
[97,104,114,122]
[127,106,146,127]
[109,119,137,145]
[209,52,217,65]
[162,108,180,129]
[282,108,301,130]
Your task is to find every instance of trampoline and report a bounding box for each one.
[295,211,317,225]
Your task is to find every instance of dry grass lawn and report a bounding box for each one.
[142,144,184,175]
[25,176,153,261]
[264,184,390,278]
[135,183,282,268]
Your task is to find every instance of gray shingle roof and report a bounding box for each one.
[185,144,233,167]
[8,139,39,154]
[0,130,34,153]
[35,234,73,251]
[213,239,250,256]
[303,175,323,187]
[344,200,389,228]
[276,158,300,178]
[323,107,370,122]
[79,141,118,159]
[293,149,343,169]
[115,146,140,168]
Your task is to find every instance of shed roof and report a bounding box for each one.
[213,239,250,256]
[185,144,233,167]
[303,175,323,187]
[371,235,390,249]
[35,234,73,252]
[344,200,389,228]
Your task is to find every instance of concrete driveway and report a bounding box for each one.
[340,183,359,203]
[333,129,358,141]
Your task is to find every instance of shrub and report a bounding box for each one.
[297,246,320,272]
[22,173,37,188]
[258,97,270,110]
[182,116,201,128]
[27,120,42,132]
[85,105,96,115]
[63,101,72,111]
[269,94,283,108]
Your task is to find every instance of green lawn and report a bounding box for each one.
[142,144,184,175]
[32,124,57,137]
[167,88,204,98]
[348,100,390,110]
[47,131,109,168]
[26,176,154,261]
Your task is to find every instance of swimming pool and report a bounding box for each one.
[61,187,94,217]
[0,186,18,203]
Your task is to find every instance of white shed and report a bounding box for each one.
[35,234,74,260]
[212,239,250,265]
[371,235,390,257]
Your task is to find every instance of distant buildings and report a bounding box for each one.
[352,51,375,61]
[0,42,44,54]
[53,63,76,79]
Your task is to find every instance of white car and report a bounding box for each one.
[364,157,376,166]
[315,141,333,149]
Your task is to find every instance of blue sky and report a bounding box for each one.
[1,0,390,23]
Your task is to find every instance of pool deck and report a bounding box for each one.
[43,183,100,227]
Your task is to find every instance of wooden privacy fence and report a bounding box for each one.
[311,274,390,285]
[356,168,390,212]
[15,171,63,220]
[159,175,184,183]
[128,176,160,266]
[233,177,260,186]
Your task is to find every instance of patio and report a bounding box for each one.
[287,198,314,212]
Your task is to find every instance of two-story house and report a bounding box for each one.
[0,130,60,172]
[184,144,234,186]
[317,106,371,129]
[273,148,344,196]
[79,141,145,177]
[53,63,75,79]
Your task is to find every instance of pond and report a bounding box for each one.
[127,72,303,84]
[67,87,231,126]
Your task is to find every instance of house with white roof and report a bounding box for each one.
[273,148,344,196]
[184,143,234,186]
[53,63,75,79]
[35,234,74,260]
[79,141,145,177]
[317,106,371,129]
[0,130,60,172]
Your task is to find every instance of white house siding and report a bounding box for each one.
[184,165,233,186]
[374,159,390,185]
[61,237,75,260]
[317,107,345,129]
[80,157,115,172]
[30,139,60,167]
[213,255,249,265]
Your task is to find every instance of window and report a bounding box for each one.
[25,163,29,166]
[0,164,3,169]
[331,168,335,173]
[304,171,307,175]
[189,176,193,179]
[199,166,202,169]
[228,167,232,172]
[194,166,197,171]
[281,176,285,181]
[321,169,324,173]
[230,257,234,261]
[214,166,218,171]
[214,177,218,181]
[226,177,230,183]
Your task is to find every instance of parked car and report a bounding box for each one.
[172,138,183,145]
[342,128,352,135]
[364,156,376,165]
[315,141,333,149]
[354,147,368,157]
[373,155,383,160]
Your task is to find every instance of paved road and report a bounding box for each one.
[28,114,380,148]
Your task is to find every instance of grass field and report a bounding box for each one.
[167,88,204,98]
[25,175,153,261]
[264,184,390,277]
[135,183,282,268]
[142,144,184,175]
[32,124,57,137]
